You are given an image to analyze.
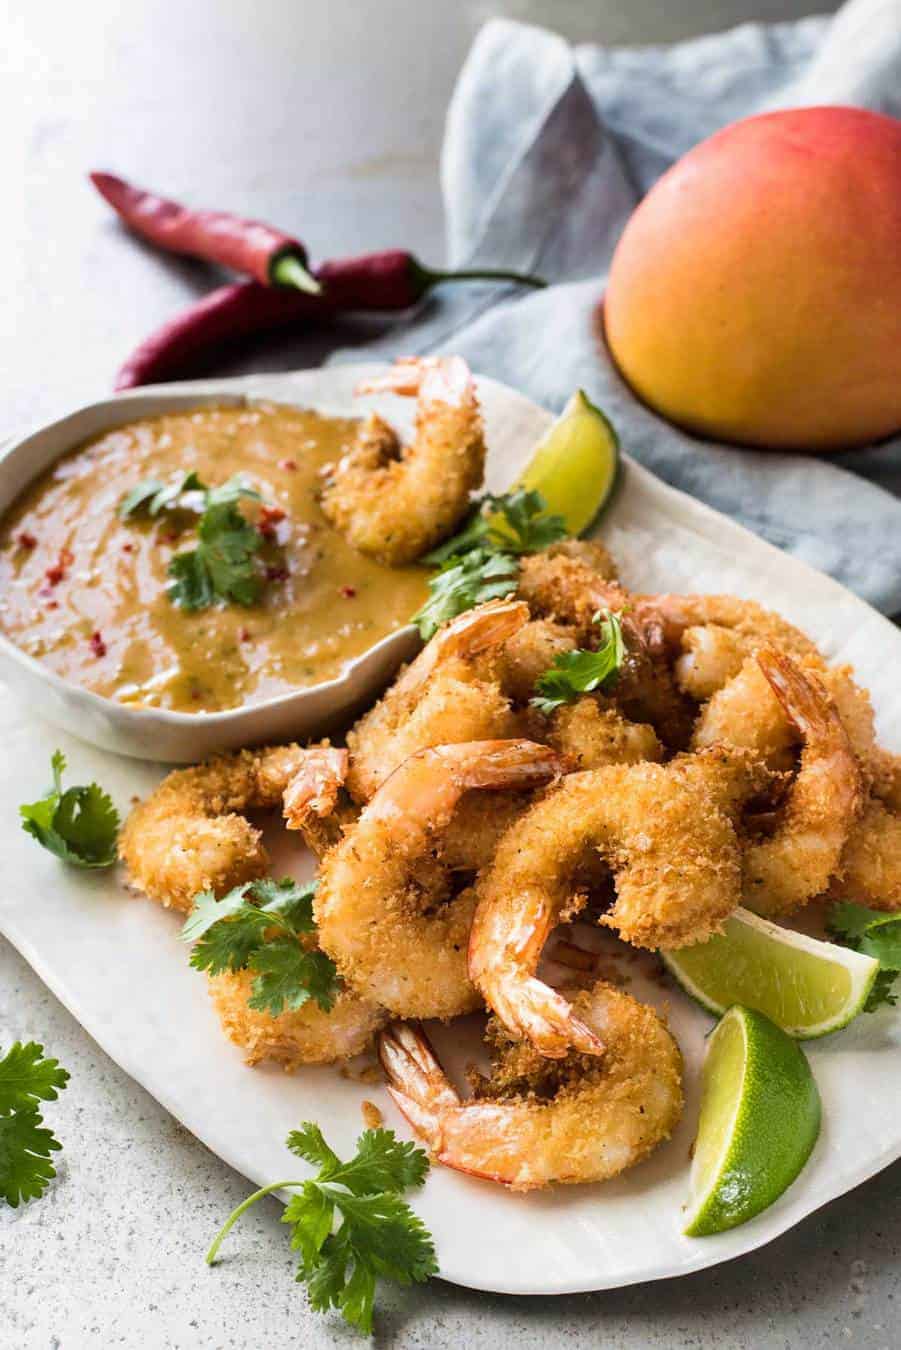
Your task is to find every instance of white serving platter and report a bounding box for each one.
[1,366,900,1296]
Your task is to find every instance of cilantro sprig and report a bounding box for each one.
[412,550,519,640]
[0,1042,70,1207]
[120,471,273,612]
[207,1122,436,1335]
[20,751,119,868]
[181,877,338,1017]
[827,902,901,1011]
[423,488,567,566]
[413,489,566,640]
[530,609,626,715]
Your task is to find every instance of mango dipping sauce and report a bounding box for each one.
[0,402,427,712]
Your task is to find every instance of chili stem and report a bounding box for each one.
[270,253,322,295]
[418,265,547,291]
[206,1180,302,1265]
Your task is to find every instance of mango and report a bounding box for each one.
[604,107,901,451]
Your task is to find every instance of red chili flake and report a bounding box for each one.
[257,504,287,539]
[191,689,202,701]
[122,541,134,553]
[45,599,59,610]
[340,585,357,599]
[265,564,289,583]
[278,458,298,472]
[238,627,251,642]
[44,547,74,587]
[16,531,37,551]
[89,630,107,658]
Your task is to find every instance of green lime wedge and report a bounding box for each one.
[662,907,878,1039]
[514,389,620,537]
[684,1005,821,1236]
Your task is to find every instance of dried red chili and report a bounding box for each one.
[44,547,74,587]
[90,172,320,293]
[89,631,107,658]
[16,531,37,551]
[257,505,287,539]
[340,585,357,599]
[113,281,332,390]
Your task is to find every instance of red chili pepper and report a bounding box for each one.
[90,172,320,293]
[113,281,333,390]
[315,249,546,310]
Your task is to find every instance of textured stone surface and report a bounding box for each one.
[8,1,899,1347]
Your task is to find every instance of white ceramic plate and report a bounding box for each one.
[2,368,901,1297]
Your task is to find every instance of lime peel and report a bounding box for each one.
[662,907,879,1039]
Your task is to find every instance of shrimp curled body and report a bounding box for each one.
[379,983,683,1190]
[316,740,565,1021]
[119,745,307,912]
[470,754,747,1057]
[320,356,486,564]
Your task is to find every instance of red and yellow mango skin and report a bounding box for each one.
[604,107,901,452]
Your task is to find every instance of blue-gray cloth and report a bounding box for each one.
[333,0,901,614]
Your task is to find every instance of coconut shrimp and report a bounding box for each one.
[316,740,565,1021]
[119,745,307,912]
[742,650,862,916]
[209,967,385,1069]
[470,752,752,1057]
[831,798,901,911]
[320,355,486,564]
[346,598,528,801]
[378,982,683,1190]
[517,549,694,747]
[542,698,663,770]
[650,593,821,670]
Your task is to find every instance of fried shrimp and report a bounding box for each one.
[209,967,385,1069]
[831,798,901,910]
[119,745,306,912]
[316,740,565,1021]
[742,650,862,916]
[543,698,663,770]
[346,598,527,801]
[470,754,747,1057]
[319,355,486,564]
[378,983,683,1190]
[652,594,821,667]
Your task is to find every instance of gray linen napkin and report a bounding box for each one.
[333,0,901,613]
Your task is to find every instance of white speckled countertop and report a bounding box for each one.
[5,2,900,1346]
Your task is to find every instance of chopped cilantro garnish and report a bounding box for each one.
[206,1122,436,1335]
[424,488,567,565]
[827,901,901,1011]
[20,751,119,868]
[412,549,519,640]
[181,877,337,1016]
[0,1042,70,1208]
[530,609,626,714]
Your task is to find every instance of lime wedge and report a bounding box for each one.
[684,1005,821,1236]
[662,907,878,1039]
[514,389,620,537]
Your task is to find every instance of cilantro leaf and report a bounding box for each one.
[827,901,901,1011]
[0,1041,69,1115]
[183,878,335,1014]
[119,470,206,520]
[531,609,626,714]
[167,499,263,611]
[0,1042,69,1209]
[287,1122,342,1173]
[424,489,566,565]
[412,549,519,640]
[208,1123,436,1336]
[0,1109,62,1208]
[247,939,338,1016]
[20,752,119,868]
